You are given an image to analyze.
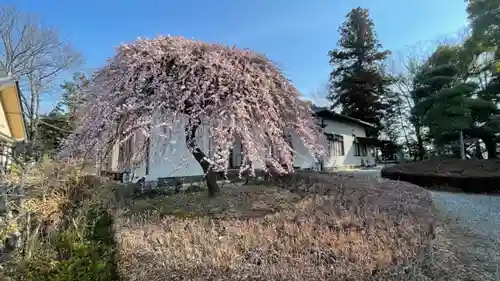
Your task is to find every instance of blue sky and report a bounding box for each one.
[5,0,468,111]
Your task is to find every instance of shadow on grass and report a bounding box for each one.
[121,182,301,220]
[87,208,121,281]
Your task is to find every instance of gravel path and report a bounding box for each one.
[429,191,500,240]
[429,191,500,280]
[343,168,500,279]
[344,168,500,239]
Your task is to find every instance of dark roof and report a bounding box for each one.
[311,105,376,128]
[355,136,380,146]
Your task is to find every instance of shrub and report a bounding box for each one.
[381,159,500,193]
[17,229,115,281]
[0,160,118,281]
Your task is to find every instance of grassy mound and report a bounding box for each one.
[381,158,500,193]
[114,172,438,281]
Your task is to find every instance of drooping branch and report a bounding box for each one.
[59,36,324,179]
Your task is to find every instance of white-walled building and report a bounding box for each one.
[306,107,377,170]
[106,106,378,184]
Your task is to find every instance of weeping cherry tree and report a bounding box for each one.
[59,36,324,196]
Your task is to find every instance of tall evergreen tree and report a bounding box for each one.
[328,7,391,137]
[56,72,89,122]
[467,0,500,48]
[412,45,500,158]
[38,111,73,157]
[381,88,405,143]
[466,0,500,157]
[37,73,88,157]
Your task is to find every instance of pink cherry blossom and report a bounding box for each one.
[59,36,324,192]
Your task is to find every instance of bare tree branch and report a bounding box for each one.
[38,119,73,133]
[0,5,81,159]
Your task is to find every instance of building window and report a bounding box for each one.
[0,141,9,174]
[119,136,134,171]
[353,140,367,157]
[144,136,150,175]
[230,140,243,169]
[208,135,214,159]
[285,133,293,157]
[236,142,243,167]
[325,133,344,156]
[268,133,294,159]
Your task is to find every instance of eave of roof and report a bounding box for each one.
[311,106,376,128]
[0,76,17,86]
[0,75,26,141]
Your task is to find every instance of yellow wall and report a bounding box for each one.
[0,84,25,141]
[0,99,11,139]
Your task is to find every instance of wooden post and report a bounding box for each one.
[0,185,6,214]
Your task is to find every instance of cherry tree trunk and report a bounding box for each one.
[185,121,220,197]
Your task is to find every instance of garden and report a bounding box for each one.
[0,161,480,281]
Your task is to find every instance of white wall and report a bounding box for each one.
[130,119,266,182]
[292,118,375,170]
[131,118,210,181]
[127,117,376,181]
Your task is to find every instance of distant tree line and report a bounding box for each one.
[327,2,500,160]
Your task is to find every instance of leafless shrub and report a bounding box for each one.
[0,159,115,264]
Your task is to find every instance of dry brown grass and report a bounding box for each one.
[113,172,445,281]
[0,160,123,281]
[1,160,116,260]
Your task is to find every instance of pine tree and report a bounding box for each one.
[57,72,89,123]
[381,88,405,143]
[37,73,88,157]
[412,45,500,158]
[467,0,500,48]
[38,112,73,157]
[466,0,500,158]
[328,7,391,137]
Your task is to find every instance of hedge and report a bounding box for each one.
[381,159,500,194]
